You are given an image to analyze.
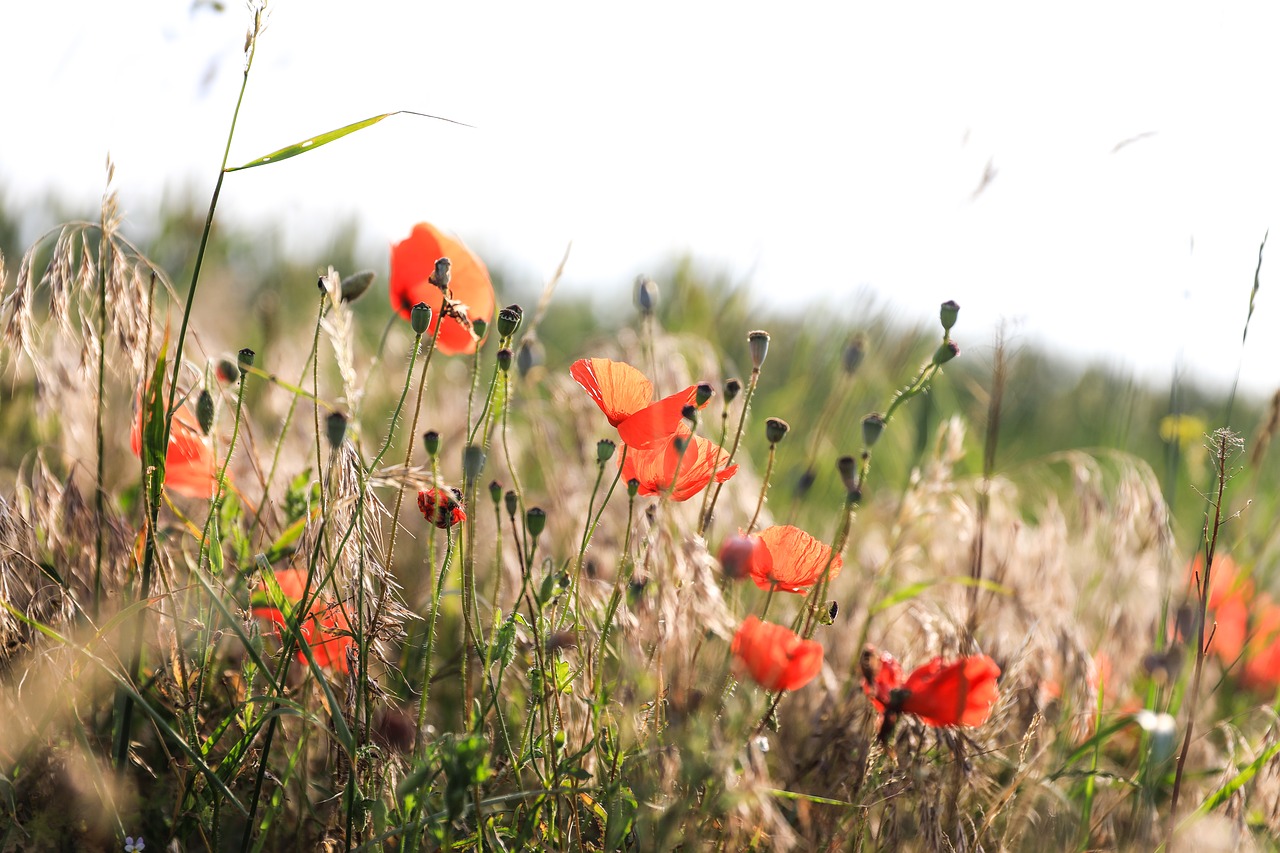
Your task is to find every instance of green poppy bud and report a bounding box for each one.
[411,302,432,336]
[765,417,789,445]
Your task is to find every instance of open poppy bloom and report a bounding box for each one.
[620,432,737,502]
[860,645,1000,742]
[731,616,824,692]
[745,525,843,594]
[390,222,495,355]
[418,487,466,529]
[570,357,702,449]
[129,386,221,500]
[251,568,354,674]
[1189,554,1252,664]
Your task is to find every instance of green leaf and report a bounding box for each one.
[870,576,1010,615]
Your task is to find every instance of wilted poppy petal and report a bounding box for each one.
[750,525,842,594]
[900,655,1001,727]
[570,358,654,427]
[390,222,495,355]
[731,616,824,692]
[617,385,699,449]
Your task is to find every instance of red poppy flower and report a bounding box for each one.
[390,222,495,355]
[1242,596,1280,690]
[129,386,220,500]
[418,487,466,529]
[731,616,824,692]
[746,525,843,594]
[251,568,354,674]
[1189,555,1252,664]
[861,645,1001,728]
[570,358,654,427]
[620,432,737,502]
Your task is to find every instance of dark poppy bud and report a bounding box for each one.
[862,413,885,447]
[747,330,770,370]
[673,434,690,454]
[837,455,858,492]
[681,404,698,426]
[765,417,789,445]
[718,534,757,581]
[635,275,659,316]
[497,304,523,338]
[597,439,616,463]
[423,430,440,458]
[488,480,503,505]
[196,389,215,435]
[215,358,240,385]
[340,270,375,303]
[843,335,867,375]
[794,466,816,499]
[517,337,544,377]
[627,478,640,497]
[429,257,451,290]
[526,507,547,538]
[471,317,487,341]
[325,411,348,449]
[411,302,432,336]
[496,347,513,372]
[695,382,714,407]
[316,274,328,293]
[462,445,486,488]
[504,489,518,518]
[932,339,960,366]
[725,378,742,402]
[940,300,960,333]
[237,348,256,370]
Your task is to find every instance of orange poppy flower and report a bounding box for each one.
[616,386,701,450]
[251,568,354,674]
[418,487,466,529]
[731,616,824,692]
[570,358,654,427]
[861,644,1001,731]
[1241,595,1280,690]
[620,432,737,502]
[746,525,843,594]
[390,222,495,355]
[1191,555,1253,664]
[129,387,220,500]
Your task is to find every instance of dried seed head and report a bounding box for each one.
[747,330,770,370]
[765,417,789,445]
[497,304,524,338]
[429,257,451,290]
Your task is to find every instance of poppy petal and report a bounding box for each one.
[570,358,654,427]
[750,525,842,594]
[389,222,495,355]
[617,385,699,449]
[900,655,1001,727]
[731,616,824,692]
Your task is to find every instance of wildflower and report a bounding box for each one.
[251,568,354,674]
[747,525,843,594]
[731,616,824,692]
[124,837,145,852]
[718,533,763,581]
[570,358,657,427]
[418,487,466,529]
[390,222,495,355]
[129,385,221,500]
[616,386,703,450]
[860,645,1000,741]
[1241,595,1280,690]
[620,432,737,502]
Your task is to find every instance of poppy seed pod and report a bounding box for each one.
[940,300,960,333]
[765,417,790,445]
[843,335,867,375]
[429,257,451,290]
[725,378,742,402]
[340,270,376,303]
[497,304,523,338]
[504,489,518,518]
[410,302,432,336]
[215,358,240,385]
[423,430,441,458]
[196,389,215,435]
[747,330,770,370]
[471,317,487,341]
[681,404,698,426]
[627,478,640,497]
[496,347,513,372]
[837,455,858,493]
[237,348,256,370]
[525,507,547,538]
[597,439,617,463]
[673,434,691,454]
[325,411,348,449]
[932,339,960,366]
[517,337,544,377]
[635,275,659,316]
[488,479,503,505]
[695,382,714,407]
[462,445,486,488]
[794,466,816,499]
[861,413,885,447]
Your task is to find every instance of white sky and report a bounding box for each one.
[4,1,1280,396]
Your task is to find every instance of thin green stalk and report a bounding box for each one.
[383,319,441,576]
[746,441,777,533]
[702,367,760,534]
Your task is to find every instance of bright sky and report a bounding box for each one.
[5,2,1280,396]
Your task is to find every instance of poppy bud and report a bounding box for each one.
[794,466,816,499]
[765,417,789,445]
[423,430,440,458]
[635,275,659,316]
[843,335,867,375]
[497,304,524,338]
[410,302,432,336]
[237,348,256,370]
[695,382,714,407]
[196,389,215,435]
[627,478,640,497]
[488,479,503,505]
[681,404,698,426]
[932,339,960,366]
[462,444,486,488]
[471,317,487,341]
[861,413,885,447]
[325,411,348,449]
[725,378,742,402]
[837,455,858,492]
[517,337,544,377]
[673,434,690,454]
[215,358,240,385]
[526,507,547,538]
[597,439,616,463]
[496,347,513,372]
[718,534,757,581]
[429,257,451,290]
[340,270,376,303]
[316,274,328,293]
[747,330,770,370]
[940,300,960,333]
[504,489,518,518]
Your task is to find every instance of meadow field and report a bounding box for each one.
[5,9,1280,853]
